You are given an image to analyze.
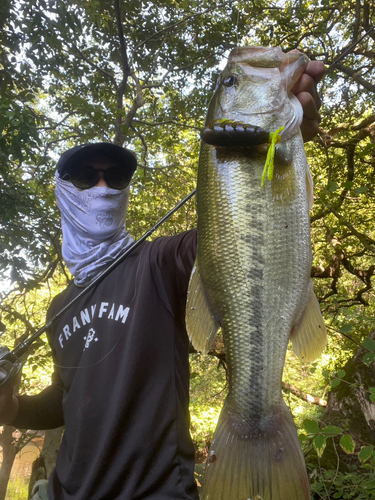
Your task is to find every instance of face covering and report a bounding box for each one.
[55,172,134,287]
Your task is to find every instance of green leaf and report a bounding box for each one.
[370,394,375,403]
[339,434,355,454]
[363,352,375,366]
[313,434,326,457]
[339,324,353,334]
[299,433,307,443]
[358,445,374,463]
[369,387,375,394]
[363,480,375,490]
[322,369,330,378]
[342,181,354,189]
[363,338,375,351]
[321,425,342,435]
[337,370,346,378]
[333,491,343,498]
[327,181,339,192]
[303,419,320,434]
[353,186,368,194]
[356,143,375,158]
[345,474,360,484]
[330,378,341,388]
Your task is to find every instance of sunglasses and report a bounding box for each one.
[62,165,132,190]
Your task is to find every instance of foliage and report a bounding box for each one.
[291,333,375,499]
[310,469,375,500]
[5,476,29,500]
[301,418,355,458]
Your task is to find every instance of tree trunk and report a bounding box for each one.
[318,330,375,471]
[41,427,63,478]
[0,425,17,500]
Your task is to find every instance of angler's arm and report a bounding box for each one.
[0,381,19,425]
[11,381,64,430]
[0,370,64,430]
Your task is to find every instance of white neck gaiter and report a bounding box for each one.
[55,172,134,287]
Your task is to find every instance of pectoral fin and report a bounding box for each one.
[291,285,327,362]
[185,259,219,354]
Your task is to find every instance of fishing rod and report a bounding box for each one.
[0,188,196,385]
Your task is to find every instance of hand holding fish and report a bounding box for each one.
[291,59,325,142]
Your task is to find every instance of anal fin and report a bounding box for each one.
[185,258,219,354]
[291,284,327,363]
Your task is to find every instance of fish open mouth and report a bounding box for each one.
[201,120,270,147]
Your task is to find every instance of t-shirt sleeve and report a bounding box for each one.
[11,369,64,430]
[151,229,197,316]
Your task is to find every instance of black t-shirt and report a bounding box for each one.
[13,230,199,500]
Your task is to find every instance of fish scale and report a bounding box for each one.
[186,47,327,499]
[200,144,310,418]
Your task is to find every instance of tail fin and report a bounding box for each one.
[201,403,310,500]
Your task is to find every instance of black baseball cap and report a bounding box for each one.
[57,143,137,178]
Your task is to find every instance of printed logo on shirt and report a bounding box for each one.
[58,301,130,349]
[83,328,98,351]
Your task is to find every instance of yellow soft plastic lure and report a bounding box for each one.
[261,126,285,186]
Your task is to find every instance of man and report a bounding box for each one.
[0,60,325,499]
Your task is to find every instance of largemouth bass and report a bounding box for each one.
[186,47,327,500]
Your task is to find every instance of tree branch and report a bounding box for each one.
[323,201,375,251]
[114,0,130,94]
[67,45,118,89]
[133,119,200,131]
[334,63,375,93]
[122,72,145,133]
[131,4,230,54]
[282,381,327,407]
[36,7,119,91]
[352,0,361,44]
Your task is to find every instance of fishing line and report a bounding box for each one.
[235,5,240,48]
[231,3,241,74]
[326,25,375,74]
[326,325,365,348]
[53,337,123,369]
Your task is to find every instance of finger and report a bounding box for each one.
[300,117,320,143]
[296,91,321,143]
[297,91,321,123]
[291,74,321,111]
[304,60,326,84]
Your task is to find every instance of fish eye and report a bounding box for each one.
[222,75,237,87]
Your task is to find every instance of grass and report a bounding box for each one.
[5,476,29,500]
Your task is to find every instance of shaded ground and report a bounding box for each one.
[4,436,43,500]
